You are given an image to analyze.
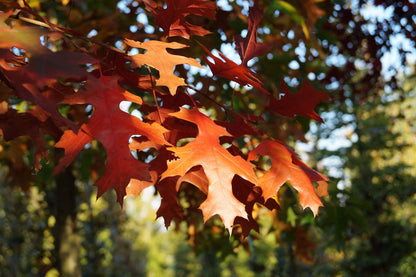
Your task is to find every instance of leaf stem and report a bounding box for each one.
[146,66,164,125]
[183,87,198,108]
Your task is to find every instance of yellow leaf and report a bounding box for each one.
[22,0,41,9]
[277,1,298,13]
[302,21,310,40]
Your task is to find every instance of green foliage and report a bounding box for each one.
[312,72,416,276]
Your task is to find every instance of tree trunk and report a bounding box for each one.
[54,166,81,277]
[200,251,221,277]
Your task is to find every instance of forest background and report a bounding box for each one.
[0,0,416,276]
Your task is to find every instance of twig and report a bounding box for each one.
[8,13,126,55]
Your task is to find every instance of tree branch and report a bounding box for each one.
[8,13,126,55]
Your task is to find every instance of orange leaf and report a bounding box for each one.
[248,140,328,216]
[125,39,203,95]
[161,108,258,233]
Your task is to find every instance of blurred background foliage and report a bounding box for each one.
[1,0,416,276]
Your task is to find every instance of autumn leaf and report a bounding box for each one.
[143,0,216,38]
[232,176,263,236]
[235,1,274,66]
[26,51,96,84]
[125,39,203,95]
[0,13,94,130]
[0,11,45,54]
[161,108,258,233]
[155,165,209,228]
[155,177,184,228]
[177,165,209,194]
[248,140,328,216]
[270,80,328,122]
[0,11,95,81]
[292,157,329,198]
[199,43,270,95]
[215,111,263,140]
[54,76,168,204]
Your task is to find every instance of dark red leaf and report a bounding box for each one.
[270,81,328,122]
[143,0,216,38]
[235,1,273,65]
[199,42,270,95]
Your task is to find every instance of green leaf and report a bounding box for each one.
[274,1,305,25]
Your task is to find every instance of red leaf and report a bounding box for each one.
[54,76,168,204]
[215,111,263,140]
[146,107,199,145]
[0,14,95,130]
[143,0,216,38]
[155,177,183,228]
[270,81,328,122]
[232,176,262,236]
[199,43,270,95]
[248,140,328,216]
[155,165,209,228]
[26,51,95,84]
[235,1,273,65]
[161,108,258,233]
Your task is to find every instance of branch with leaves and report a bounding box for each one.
[0,0,328,235]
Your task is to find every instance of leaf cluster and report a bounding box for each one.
[0,0,329,235]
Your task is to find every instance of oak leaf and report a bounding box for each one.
[54,76,168,204]
[199,43,270,95]
[143,0,216,38]
[155,177,184,228]
[155,165,209,228]
[248,140,328,216]
[216,111,263,141]
[0,13,95,130]
[125,39,203,95]
[270,81,328,122]
[161,108,258,233]
[235,1,273,66]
